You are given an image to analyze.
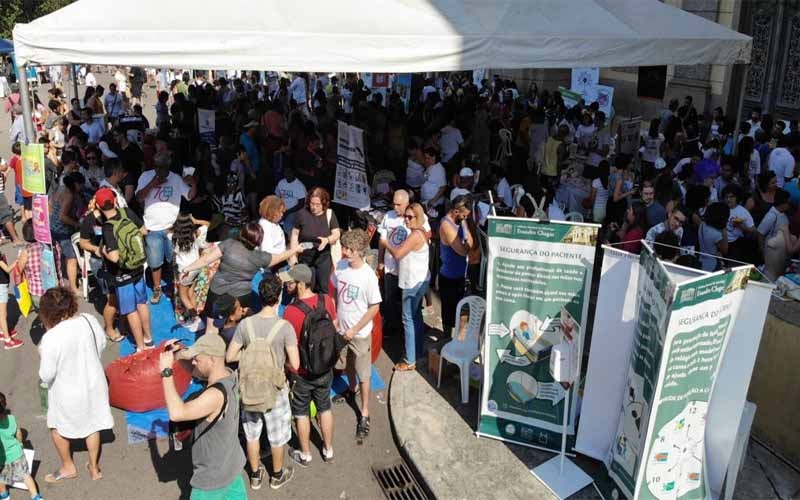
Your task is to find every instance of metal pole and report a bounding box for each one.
[71,64,79,102]
[732,63,750,148]
[14,63,36,143]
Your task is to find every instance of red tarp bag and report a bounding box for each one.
[105,341,192,412]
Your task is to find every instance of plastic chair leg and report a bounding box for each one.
[437,355,444,388]
[459,361,470,404]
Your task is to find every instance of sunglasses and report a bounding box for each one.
[404,214,416,220]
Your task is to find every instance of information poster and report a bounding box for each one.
[32,194,51,244]
[197,108,215,145]
[333,121,370,209]
[571,68,600,97]
[636,267,749,500]
[478,217,599,451]
[607,247,674,498]
[619,118,642,156]
[21,143,46,194]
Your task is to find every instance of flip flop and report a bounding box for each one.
[45,470,77,483]
[85,462,103,480]
[107,334,126,343]
[144,337,155,347]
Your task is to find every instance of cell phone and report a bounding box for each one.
[299,242,314,250]
[165,342,184,352]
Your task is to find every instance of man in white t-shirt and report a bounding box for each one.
[104,83,124,122]
[439,122,464,164]
[332,229,381,443]
[84,67,97,88]
[99,158,128,208]
[378,190,430,336]
[135,151,196,304]
[276,167,307,235]
[289,74,308,117]
[758,188,790,251]
[80,107,106,145]
[420,147,448,216]
[768,143,797,188]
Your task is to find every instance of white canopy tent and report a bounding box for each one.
[11,0,751,139]
[13,0,750,71]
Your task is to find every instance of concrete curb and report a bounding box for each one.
[388,368,556,500]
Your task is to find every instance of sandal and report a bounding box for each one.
[144,337,155,347]
[394,361,417,372]
[107,333,126,343]
[45,470,77,483]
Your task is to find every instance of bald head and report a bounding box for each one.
[393,189,410,213]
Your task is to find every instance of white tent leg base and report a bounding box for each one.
[531,455,593,500]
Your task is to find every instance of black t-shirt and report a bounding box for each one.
[117,143,144,184]
[80,210,104,248]
[101,209,145,287]
[117,114,148,133]
[0,257,9,285]
[294,208,338,251]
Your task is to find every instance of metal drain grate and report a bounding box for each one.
[372,460,428,500]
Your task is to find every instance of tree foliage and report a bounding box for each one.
[0,0,76,40]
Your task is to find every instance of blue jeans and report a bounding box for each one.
[401,279,429,365]
[145,229,173,269]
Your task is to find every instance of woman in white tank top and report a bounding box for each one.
[386,203,430,371]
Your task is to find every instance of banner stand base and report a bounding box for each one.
[531,455,593,499]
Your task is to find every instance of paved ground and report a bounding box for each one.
[0,287,403,500]
[390,323,800,500]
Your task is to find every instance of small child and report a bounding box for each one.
[219,173,245,233]
[0,393,42,500]
[172,214,209,331]
[0,254,21,349]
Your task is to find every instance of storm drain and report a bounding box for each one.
[372,460,428,500]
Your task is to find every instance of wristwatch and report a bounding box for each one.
[161,367,174,378]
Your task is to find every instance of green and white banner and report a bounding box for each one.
[635,267,749,500]
[478,217,599,451]
[607,247,675,496]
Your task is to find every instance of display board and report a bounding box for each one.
[478,217,599,452]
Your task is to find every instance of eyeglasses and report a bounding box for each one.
[404,214,416,220]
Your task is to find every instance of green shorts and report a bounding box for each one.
[191,474,248,500]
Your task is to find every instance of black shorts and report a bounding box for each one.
[289,371,333,417]
[23,196,32,211]
[0,195,13,225]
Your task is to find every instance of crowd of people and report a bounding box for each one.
[0,66,799,498]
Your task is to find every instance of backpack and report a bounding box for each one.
[238,317,288,413]
[294,294,348,376]
[107,208,146,270]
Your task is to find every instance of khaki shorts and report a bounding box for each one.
[336,333,372,383]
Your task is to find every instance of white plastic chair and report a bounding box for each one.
[70,233,90,299]
[437,296,487,404]
[564,211,584,223]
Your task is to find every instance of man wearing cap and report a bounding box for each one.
[98,187,154,352]
[79,190,124,343]
[280,264,338,467]
[450,167,475,200]
[160,334,247,499]
[136,150,197,304]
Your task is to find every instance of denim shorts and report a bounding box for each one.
[0,283,9,304]
[116,276,147,315]
[56,237,76,260]
[145,229,173,269]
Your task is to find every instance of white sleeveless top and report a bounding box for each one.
[398,230,430,289]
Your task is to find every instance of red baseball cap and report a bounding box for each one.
[95,187,116,210]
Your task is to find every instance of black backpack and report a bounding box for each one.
[294,294,347,376]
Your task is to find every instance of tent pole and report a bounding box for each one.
[15,63,36,143]
[732,63,750,147]
[71,64,79,102]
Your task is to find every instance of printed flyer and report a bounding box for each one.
[478,217,598,451]
[636,267,749,500]
[21,143,46,194]
[32,194,51,244]
[333,121,370,209]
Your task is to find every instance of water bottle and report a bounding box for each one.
[38,381,49,414]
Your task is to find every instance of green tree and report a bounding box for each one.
[0,0,76,40]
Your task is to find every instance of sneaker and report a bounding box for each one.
[356,416,370,441]
[331,388,358,404]
[289,448,312,468]
[184,316,202,333]
[322,447,334,463]
[8,329,18,339]
[150,287,162,304]
[249,464,266,490]
[3,337,23,350]
[269,466,295,490]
